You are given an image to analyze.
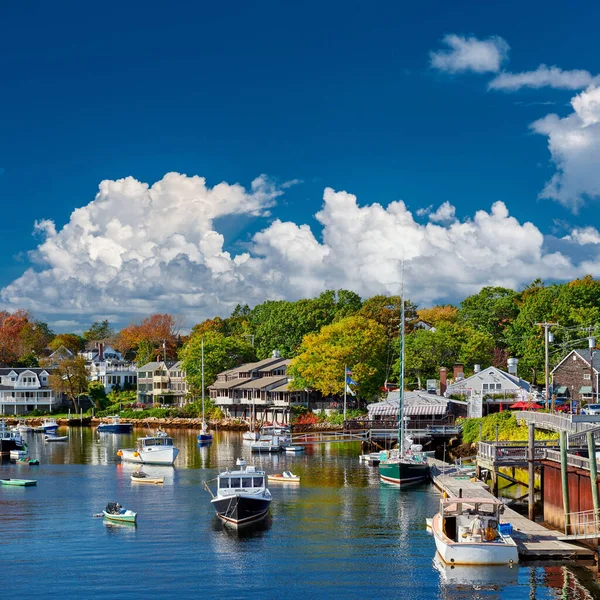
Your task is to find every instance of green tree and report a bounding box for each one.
[288,315,387,399]
[88,380,107,409]
[48,357,89,411]
[180,331,256,395]
[83,320,113,341]
[49,333,86,355]
[459,286,518,347]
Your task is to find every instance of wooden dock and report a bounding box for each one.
[428,458,595,561]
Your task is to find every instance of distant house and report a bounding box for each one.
[209,352,310,422]
[445,366,530,399]
[551,349,600,403]
[414,319,436,332]
[367,390,467,426]
[0,368,59,415]
[137,361,188,406]
[47,345,74,365]
[80,342,123,363]
[89,359,138,394]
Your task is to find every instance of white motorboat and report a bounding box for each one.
[16,420,33,433]
[0,420,26,455]
[117,431,179,465]
[285,445,305,453]
[250,425,292,453]
[10,449,28,459]
[243,429,260,441]
[34,419,59,434]
[431,496,518,566]
[207,460,271,527]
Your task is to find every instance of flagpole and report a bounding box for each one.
[343,364,347,421]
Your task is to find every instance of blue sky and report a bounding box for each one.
[1,1,600,331]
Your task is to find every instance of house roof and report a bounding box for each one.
[257,358,291,372]
[0,368,51,376]
[234,376,288,390]
[137,361,180,371]
[368,391,449,417]
[209,379,247,390]
[226,357,285,375]
[446,366,530,392]
[552,349,600,374]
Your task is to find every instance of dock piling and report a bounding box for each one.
[587,431,600,517]
[560,431,570,535]
[528,423,535,521]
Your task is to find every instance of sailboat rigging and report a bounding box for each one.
[378,264,430,485]
[197,337,213,444]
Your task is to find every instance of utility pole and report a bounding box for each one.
[537,322,557,411]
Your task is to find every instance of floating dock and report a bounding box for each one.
[428,458,595,561]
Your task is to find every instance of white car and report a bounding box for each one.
[582,404,600,415]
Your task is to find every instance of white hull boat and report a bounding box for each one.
[118,431,179,466]
[10,449,28,459]
[431,497,518,566]
[243,431,260,441]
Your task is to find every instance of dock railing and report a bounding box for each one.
[564,508,600,538]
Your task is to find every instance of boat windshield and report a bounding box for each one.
[219,476,264,489]
[139,437,173,447]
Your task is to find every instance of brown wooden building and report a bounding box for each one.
[551,349,600,403]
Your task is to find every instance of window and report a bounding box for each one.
[584,374,591,380]
[230,477,241,488]
[253,477,264,487]
[219,478,230,489]
[242,477,253,488]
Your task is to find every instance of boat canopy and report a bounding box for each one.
[218,473,265,489]
[138,436,174,447]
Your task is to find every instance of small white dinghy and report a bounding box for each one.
[45,435,68,442]
[267,470,300,483]
[431,496,518,566]
[131,469,164,485]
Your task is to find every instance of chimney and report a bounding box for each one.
[474,364,481,374]
[440,368,447,396]
[272,350,281,359]
[453,363,464,381]
[98,342,104,362]
[507,357,518,376]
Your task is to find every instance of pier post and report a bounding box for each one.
[587,431,600,517]
[491,469,498,496]
[528,423,535,521]
[560,431,570,534]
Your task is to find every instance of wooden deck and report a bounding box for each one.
[428,458,595,560]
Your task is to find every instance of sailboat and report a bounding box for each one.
[378,273,430,486]
[243,390,260,441]
[197,337,213,444]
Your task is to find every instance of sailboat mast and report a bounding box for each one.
[399,263,405,455]
[201,337,205,423]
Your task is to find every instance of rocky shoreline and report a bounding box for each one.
[3,416,344,433]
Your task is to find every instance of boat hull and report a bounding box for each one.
[242,431,260,441]
[379,460,430,485]
[432,514,518,565]
[267,474,300,483]
[197,433,213,443]
[211,494,271,527]
[103,510,137,523]
[97,424,133,434]
[1,479,37,486]
[119,446,179,465]
[131,476,164,484]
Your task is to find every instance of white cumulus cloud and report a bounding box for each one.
[563,226,600,245]
[1,174,594,327]
[532,85,600,211]
[430,34,509,74]
[489,65,595,91]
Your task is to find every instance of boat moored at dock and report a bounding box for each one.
[250,425,292,453]
[34,419,59,434]
[117,431,179,465]
[431,496,518,566]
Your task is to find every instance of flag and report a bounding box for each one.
[345,371,357,386]
[345,384,356,396]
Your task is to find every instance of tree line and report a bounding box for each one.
[2,276,600,404]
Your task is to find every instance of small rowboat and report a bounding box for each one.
[0,479,37,486]
[45,435,68,442]
[103,502,137,523]
[267,471,300,483]
[285,445,305,453]
[131,471,164,485]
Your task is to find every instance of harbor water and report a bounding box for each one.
[1,428,598,599]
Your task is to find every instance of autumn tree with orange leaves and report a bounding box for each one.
[0,310,54,366]
[114,313,182,365]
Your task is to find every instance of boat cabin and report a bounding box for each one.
[439,497,505,544]
[136,435,174,449]
[218,466,265,494]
